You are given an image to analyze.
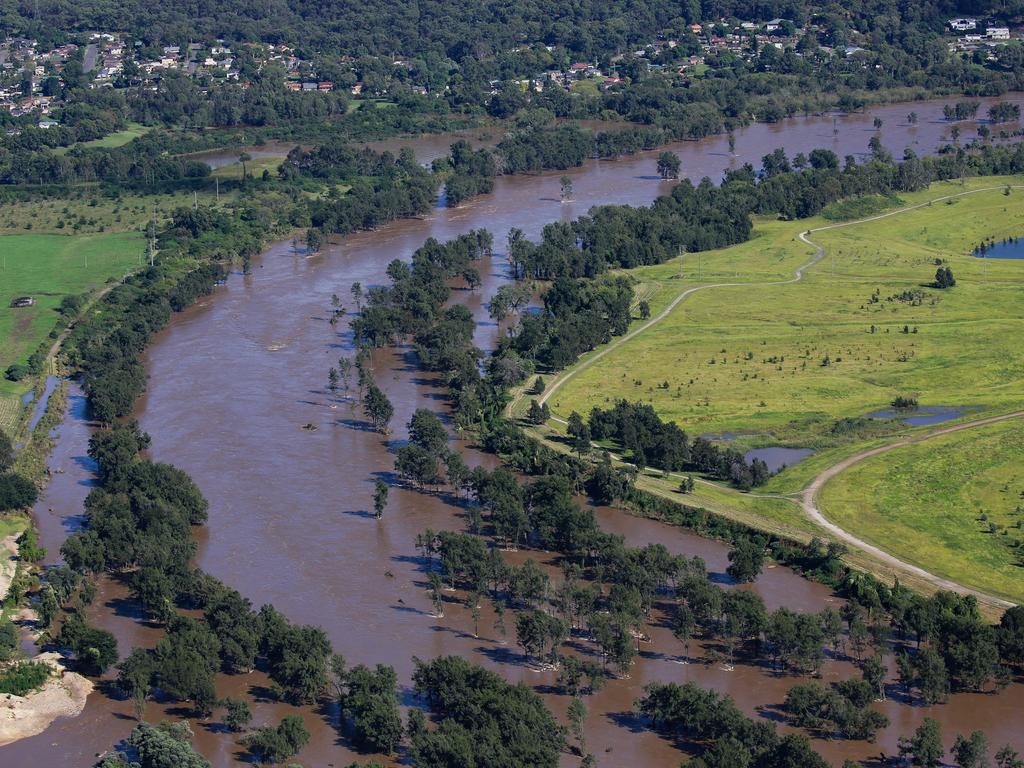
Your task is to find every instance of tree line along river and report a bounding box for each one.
[9,93,1024,767]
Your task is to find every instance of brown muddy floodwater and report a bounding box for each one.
[9,94,1024,768]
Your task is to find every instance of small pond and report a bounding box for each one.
[973,238,1024,259]
[744,446,814,474]
[867,405,971,426]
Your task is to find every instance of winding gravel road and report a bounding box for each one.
[801,411,1022,609]
[530,184,1023,607]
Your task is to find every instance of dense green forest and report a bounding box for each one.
[5,0,1024,56]
[4,0,1024,173]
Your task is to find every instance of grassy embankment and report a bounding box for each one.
[517,177,1024,600]
[0,187,225,236]
[820,417,1024,604]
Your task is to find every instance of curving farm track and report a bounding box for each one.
[524,185,1024,607]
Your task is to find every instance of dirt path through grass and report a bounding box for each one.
[519,184,1023,606]
[802,410,1024,608]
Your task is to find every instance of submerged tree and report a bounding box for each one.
[363,383,394,433]
[656,151,681,179]
[306,227,324,253]
[899,717,944,768]
[373,479,389,519]
[221,697,252,732]
[242,716,310,764]
[560,175,573,201]
[726,538,765,583]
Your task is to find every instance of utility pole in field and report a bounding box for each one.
[148,202,157,267]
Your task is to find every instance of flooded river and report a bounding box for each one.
[8,94,1024,767]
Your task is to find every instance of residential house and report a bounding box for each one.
[949,18,977,31]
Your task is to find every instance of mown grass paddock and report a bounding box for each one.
[820,417,1024,603]
[531,178,1024,602]
[552,179,1024,489]
[0,232,143,432]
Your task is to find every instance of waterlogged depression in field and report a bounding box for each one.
[743,446,815,474]
[866,405,976,426]
[974,238,1024,259]
[10,94,1024,767]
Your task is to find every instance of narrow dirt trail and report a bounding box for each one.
[802,410,1023,608]
[524,184,1023,607]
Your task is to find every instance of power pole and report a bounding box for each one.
[148,202,157,267]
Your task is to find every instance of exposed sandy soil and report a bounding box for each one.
[0,534,18,601]
[0,652,93,747]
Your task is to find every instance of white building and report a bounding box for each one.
[987,27,1011,40]
[949,18,977,31]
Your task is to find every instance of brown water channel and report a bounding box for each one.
[9,94,1024,767]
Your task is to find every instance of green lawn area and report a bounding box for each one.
[0,188,230,236]
[819,417,1024,603]
[211,155,285,180]
[53,122,150,154]
[570,79,601,97]
[0,232,144,430]
[0,515,29,540]
[551,178,1024,497]
[346,99,397,114]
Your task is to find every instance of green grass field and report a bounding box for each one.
[0,187,234,236]
[346,98,397,114]
[820,417,1024,603]
[0,515,29,540]
[551,179,1024,495]
[53,122,151,155]
[534,177,1024,601]
[0,232,144,430]
[211,155,285,180]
